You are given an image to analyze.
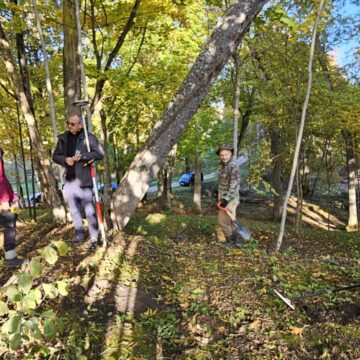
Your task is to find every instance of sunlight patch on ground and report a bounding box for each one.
[101,236,142,358]
[145,213,167,224]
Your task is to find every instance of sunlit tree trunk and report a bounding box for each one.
[110,0,269,230]
[343,130,359,231]
[0,23,65,220]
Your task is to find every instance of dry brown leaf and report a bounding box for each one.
[180,302,189,309]
[248,319,261,329]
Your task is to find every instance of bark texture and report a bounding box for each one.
[0,23,65,220]
[270,130,283,221]
[63,0,81,117]
[110,0,269,230]
[343,130,359,231]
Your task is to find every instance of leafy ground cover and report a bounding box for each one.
[0,190,359,359]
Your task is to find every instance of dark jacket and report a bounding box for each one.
[53,130,104,187]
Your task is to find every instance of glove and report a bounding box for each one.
[219,198,229,208]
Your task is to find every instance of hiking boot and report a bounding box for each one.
[5,257,25,268]
[233,241,243,249]
[85,238,98,250]
[71,234,85,244]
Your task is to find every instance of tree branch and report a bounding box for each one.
[90,0,142,112]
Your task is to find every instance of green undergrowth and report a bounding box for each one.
[1,205,359,358]
[120,211,360,359]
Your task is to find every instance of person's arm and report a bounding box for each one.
[52,138,67,166]
[78,134,105,163]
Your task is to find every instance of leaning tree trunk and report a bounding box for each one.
[110,0,269,230]
[343,130,359,231]
[0,23,65,220]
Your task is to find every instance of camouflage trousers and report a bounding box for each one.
[216,202,238,243]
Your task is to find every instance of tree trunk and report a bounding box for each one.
[0,23,65,220]
[158,145,176,209]
[13,154,24,208]
[17,105,32,217]
[99,106,113,228]
[63,0,81,117]
[12,5,49,199]
[237,86,257,150]
[110,0,269,230]
[295,164,303,234]
[193,152,202,212]
[29,136,37,222]
[232,44,242,158]
[158,163,170,209]
[157,168,165,200]
[33,0,58,141]
[276,0,324,251]
[343,130,359,231]
[270,130,283,221]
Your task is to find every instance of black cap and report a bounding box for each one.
[216,144,234,155]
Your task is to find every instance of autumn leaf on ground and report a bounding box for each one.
[289,326,305,337]
[248,319,261,330]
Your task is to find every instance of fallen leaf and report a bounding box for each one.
[289,326,304,336]
[248,319,261,330]
[217,326,226,334]
[180,302,189,309]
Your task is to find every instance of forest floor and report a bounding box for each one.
[1,187,360,359]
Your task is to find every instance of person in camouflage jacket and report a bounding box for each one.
[216,144,241,245]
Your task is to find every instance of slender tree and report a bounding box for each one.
[276,0,325,251]
[32,0,58,141]
[232,43,242,158]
